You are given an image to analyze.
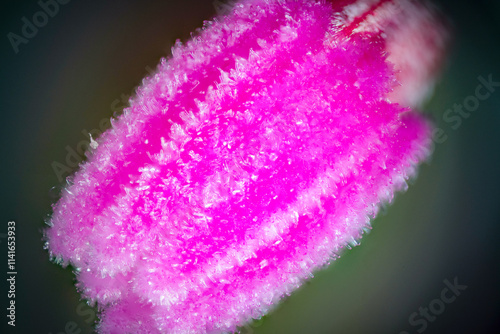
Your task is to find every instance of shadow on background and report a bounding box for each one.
[0,0,499,333]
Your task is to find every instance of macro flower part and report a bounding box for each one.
[45,0,449,333]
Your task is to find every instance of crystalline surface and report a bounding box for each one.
[45,0,449,333]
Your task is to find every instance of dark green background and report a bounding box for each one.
[1,0,499,333]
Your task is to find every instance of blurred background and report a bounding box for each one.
[0,0,499,333]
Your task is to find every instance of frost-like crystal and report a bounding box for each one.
[45,0,449,333]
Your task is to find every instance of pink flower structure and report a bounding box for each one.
[45,0,449,333]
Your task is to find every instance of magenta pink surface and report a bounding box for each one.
[45,0,448,333]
